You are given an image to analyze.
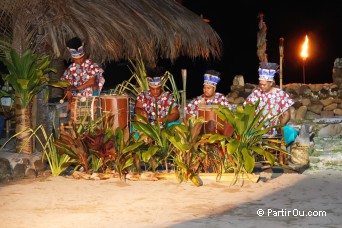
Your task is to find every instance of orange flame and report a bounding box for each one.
[300,35,309,59]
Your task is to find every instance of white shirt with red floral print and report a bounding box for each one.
[244,88,294,136]
[184,92,234,117]
[136,90,179,125]
[61,59,105,96]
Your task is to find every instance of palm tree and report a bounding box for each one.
[1,48,65,154]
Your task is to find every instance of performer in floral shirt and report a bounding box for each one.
[134,68,180,127]
[244,62,295,137]
[60,37,105,105]
[184,70,234,119]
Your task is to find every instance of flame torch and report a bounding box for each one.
[300,35,309,84]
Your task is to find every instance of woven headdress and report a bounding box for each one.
[66,37,85,59]
[258,62,279,81]
[148,77,162,87]
[203,70,221,88]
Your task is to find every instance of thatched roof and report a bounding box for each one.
[0,0,223,64]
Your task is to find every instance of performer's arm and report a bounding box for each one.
[71,77,96,90]
[159,107,180,124]
[134,101,148,120]
[280,109,291,126]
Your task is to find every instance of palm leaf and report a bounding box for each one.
[1,48,57,107]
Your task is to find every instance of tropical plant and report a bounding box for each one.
[89,154,103,173]
[83,112,142,175]
[0,48,68,154]
[155,115,231,187]
[132,101,179,172]
[164,116,206,186]
[112,50,180,103]
[53,112,105,172]
[53,123,91,172]
[84,126,116,173]
[33,125,76,176]
[132,113,175,172]
[0,89,11,97]
[53,113,112,173]
[113,50,148,97]
[112,127,144,180]
[52,111,144,178]
[197,138,228,174]
[0,122,75,176]
[213,101,287,184]
[1,48,61,108]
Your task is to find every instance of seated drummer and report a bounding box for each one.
[184,70,235,136]
[184,69,234,119]
[244,62,297,144]
[60,36,105,110]
[134,67,180,128]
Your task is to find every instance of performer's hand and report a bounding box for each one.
[135,109,148,124]
[67,85,77,91]
[142,111,148,119]
[277,127,283,135]
[65,91,73,112]
[136,109,147,117]
[158,117,166,124]
[66,91,73,101]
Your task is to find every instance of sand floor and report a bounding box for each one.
[0,169,341,228]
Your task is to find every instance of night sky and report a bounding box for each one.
[103,1,342,98]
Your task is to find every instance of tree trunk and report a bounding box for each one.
[32,95,37,152]
[35,90,50,152]
[15,94,32,154]
[49,58,66,101]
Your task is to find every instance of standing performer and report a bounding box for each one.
[60,37,105,110]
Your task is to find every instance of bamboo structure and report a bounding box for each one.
[279,38,284,89]
[181,69,187,121]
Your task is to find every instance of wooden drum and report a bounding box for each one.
[69,96,99,125]
[100,95,130,131]
[198,105,234,137]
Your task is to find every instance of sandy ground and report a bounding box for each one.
[0,169,341,228]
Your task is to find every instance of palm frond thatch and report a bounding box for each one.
[0,0,222,64]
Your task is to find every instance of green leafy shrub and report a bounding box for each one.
[213,100,286,184]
